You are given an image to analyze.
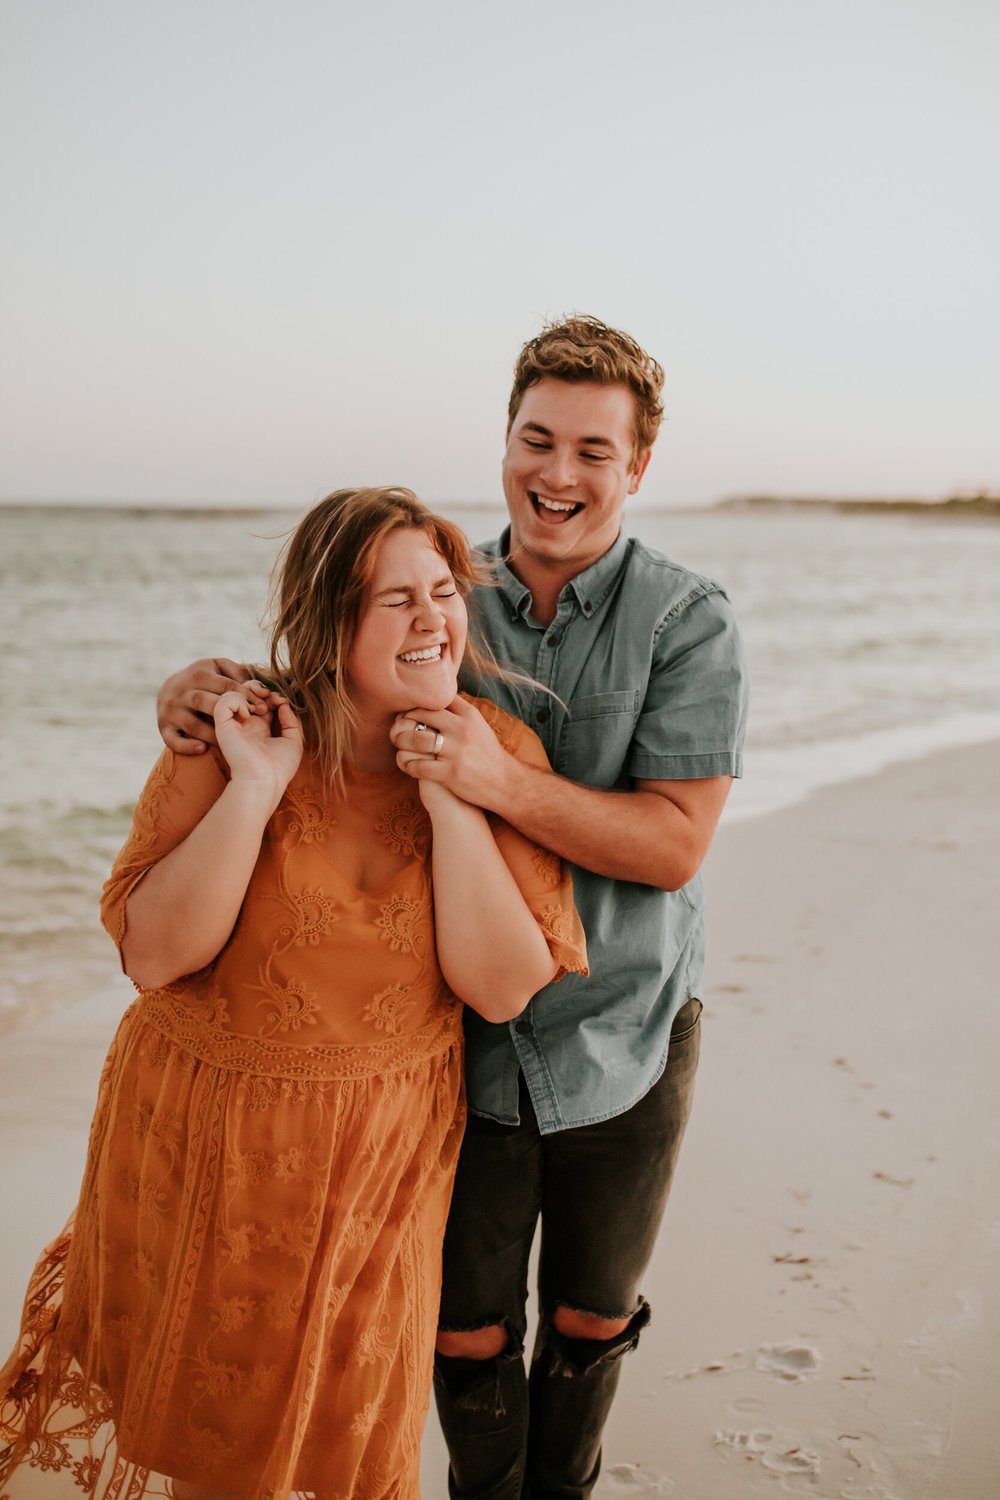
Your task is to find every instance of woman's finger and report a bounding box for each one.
[243,680,277,715]
[391,717,447,755]
[275,702,304,739]
[216,691,253,724]
[396,749,447,777]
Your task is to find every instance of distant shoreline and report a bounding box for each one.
[1,493,998,520]
[713,492,1000,520]
[0,499,504,517]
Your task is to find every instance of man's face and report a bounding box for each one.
[502,377,651,579]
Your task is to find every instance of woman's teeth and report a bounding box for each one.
[398,645,443,663]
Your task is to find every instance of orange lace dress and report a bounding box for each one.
[0,700,586,1500]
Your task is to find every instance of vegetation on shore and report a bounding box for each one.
[715,492,1000,520]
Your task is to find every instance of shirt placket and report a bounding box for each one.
[521,593,578,758]
[505,592,581,1130]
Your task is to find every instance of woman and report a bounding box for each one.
[0,487,586,1500]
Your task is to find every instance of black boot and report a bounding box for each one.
[433,1337,529,1500]
[525,1302,651,1499]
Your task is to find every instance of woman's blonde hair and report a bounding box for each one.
[265,486,503,789]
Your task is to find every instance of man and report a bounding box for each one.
[157,316,748,1498]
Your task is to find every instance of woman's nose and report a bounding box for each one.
[415,597,445,628]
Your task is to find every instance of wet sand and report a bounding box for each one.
[584,738,1000,1498]
[3,741,999,1497]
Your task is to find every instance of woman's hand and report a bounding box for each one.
[391,698,515,815]
[214,692,304,808]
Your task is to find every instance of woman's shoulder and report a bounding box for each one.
[459,694,526,751]
[459,694,553,769]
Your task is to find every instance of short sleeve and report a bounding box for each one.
[470,699,589,983]
[100,747,230,955]
[628,588,749,781]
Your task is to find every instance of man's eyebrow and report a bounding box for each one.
[520,421,616,448]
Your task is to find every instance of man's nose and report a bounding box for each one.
[539,448,577,490]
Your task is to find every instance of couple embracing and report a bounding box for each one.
[1,316,747,1500]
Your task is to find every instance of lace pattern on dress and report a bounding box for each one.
[132,992,462,1081]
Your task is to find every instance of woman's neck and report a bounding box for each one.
[347,717,398,774]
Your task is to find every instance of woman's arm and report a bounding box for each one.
[422,781,559,1023]
[121,694,303,988]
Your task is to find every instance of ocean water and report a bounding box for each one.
[2,501,998,1034]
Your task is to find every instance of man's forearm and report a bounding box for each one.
[484,758,703,891]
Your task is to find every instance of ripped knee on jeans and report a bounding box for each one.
[539,1298,651,1374]
[434,1321,526,1418]
[552,1305,632,1341]
[435,1319,512,1360]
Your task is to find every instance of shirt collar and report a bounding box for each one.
[487,528,631,623]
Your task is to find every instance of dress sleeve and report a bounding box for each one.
[475,701,589,983]
[100,747,230,957]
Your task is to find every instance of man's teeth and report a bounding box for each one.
[536,496,577,513]
[399,645,443,663]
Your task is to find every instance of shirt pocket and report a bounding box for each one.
[557,689,641,788]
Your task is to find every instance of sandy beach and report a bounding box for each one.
[3,740,998,1498]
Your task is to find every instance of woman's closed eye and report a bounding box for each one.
[382,588,457,608]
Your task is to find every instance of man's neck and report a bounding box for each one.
[500,553,571,626]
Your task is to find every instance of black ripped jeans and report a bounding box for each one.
[434,997,702,1500]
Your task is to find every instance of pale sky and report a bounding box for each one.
[2,0,997,507]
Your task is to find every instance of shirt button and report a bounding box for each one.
[535,707,550,724]
[582,601,593,615]
[514,1021,529,1035]
[545,633,560,647]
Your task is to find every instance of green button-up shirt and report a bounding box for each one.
[461,528,749,1133]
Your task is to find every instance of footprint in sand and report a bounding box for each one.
[755,1341,821,1380]
[596,1464,674,1495]
[714,1429,821,1478]
[761,1446,821,1476]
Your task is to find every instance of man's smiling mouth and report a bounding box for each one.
[532,494,584,519]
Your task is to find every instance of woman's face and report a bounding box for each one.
[345,527,468,722]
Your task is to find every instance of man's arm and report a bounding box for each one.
[157,657,270,754]
[391,698,731,890]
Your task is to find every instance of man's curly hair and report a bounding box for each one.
[507,315,665,460]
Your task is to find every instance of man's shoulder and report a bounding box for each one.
[620,536,732,621]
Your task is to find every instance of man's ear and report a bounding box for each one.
[628,449,652,495]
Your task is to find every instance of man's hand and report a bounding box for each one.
[390,697,515,811]
[156,658,271,755]
[392,697,732,890]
